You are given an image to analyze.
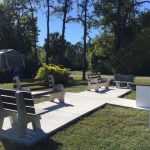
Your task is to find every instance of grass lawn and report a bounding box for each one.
[49,105,150,150]
[1,105,150,150]
[124,78,150,100]
[124,90,136,100]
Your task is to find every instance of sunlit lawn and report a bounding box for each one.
[49,105,150,150]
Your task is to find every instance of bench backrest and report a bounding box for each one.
[87,73,101,79]
[13,75,55,91]
[0,89,36,115]
[87,73,101,83]
[114,74,134,82]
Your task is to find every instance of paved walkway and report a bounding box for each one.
[0,87,145,145]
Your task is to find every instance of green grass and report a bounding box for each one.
[49,105,150,150]
[134,78,150,84]
[1,105,150,150]
[64,80,87,92]
[0,83,13,89]
[124,78,150,100]
[124,90,136,100]
[0,80,87,93]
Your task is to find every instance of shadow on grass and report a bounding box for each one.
[1,137,62,150]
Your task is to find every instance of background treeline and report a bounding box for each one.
[88,0,150,76]
[0,0,150,79]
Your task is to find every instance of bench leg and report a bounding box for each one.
[17,121,27,137]
[127,83,131,89]
[9,113,17,127]
[116,82,120,88]
[105,82,109,89]
[0,116,4,129]
[58,91,65,103]
[32,116,41,130]
[87,85,91,91]
[95,84,99,92]
[17,116,27,137]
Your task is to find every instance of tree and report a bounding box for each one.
[27,0,40,67]
[94,0,150,73]
[0,1,38,56]
[64,42,84,70]
[77,0,95,80]
[44,32,66,64]
[87,33,113,74]
[55,0,73,41]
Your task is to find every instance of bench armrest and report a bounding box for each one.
[53,84,64,92]
[101,78,108,82]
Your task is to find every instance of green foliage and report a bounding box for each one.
[35,63,70,83]
[38,49,46,64]
[44,32,84,70]
[64,42,84,70]
[87,33,113,74]
[0,0,40,72]
[92,0,150,75]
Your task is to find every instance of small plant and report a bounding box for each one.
[35,64,70,83]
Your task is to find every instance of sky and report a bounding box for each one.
[37,2,150,47]
[37,2,99,46]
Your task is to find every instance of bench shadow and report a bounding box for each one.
[96,88,114,94]
[2,137,63,150]
[41,102,74,115]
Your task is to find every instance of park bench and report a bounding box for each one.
[0,89,43,137]
[13,75,65,103]
[87,73,109,92]
[114,74,134,89]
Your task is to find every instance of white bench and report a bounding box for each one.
[87,73,109,92]
[0,89,43,137]
[114,74,134,89]
[13,75,65,103]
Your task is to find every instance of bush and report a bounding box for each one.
[35,64,70,83]
[0,68,13,83]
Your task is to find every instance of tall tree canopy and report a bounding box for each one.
[91,0,150,74]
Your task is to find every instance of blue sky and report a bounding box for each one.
[37,2,99,46]
[37,2,150,47]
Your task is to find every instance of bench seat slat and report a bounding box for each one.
[0,89,16,97]
[1,96,34,107]
[30,86,52,91]
[1,95,16,104]
[3,103,17,111]
[26,106,35,114]
[2,102,35,114]
[21,82,53,87]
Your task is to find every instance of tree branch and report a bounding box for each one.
[134,1,150,6]
[65,17,79,23]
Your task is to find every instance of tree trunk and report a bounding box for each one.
[82,0,88,81]
[29,0,38,67]
[46,0,50,64]
[61,0,68,65]
[115,0,122,50]
[62,0,67,42]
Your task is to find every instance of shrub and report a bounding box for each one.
[35,64,70,83]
